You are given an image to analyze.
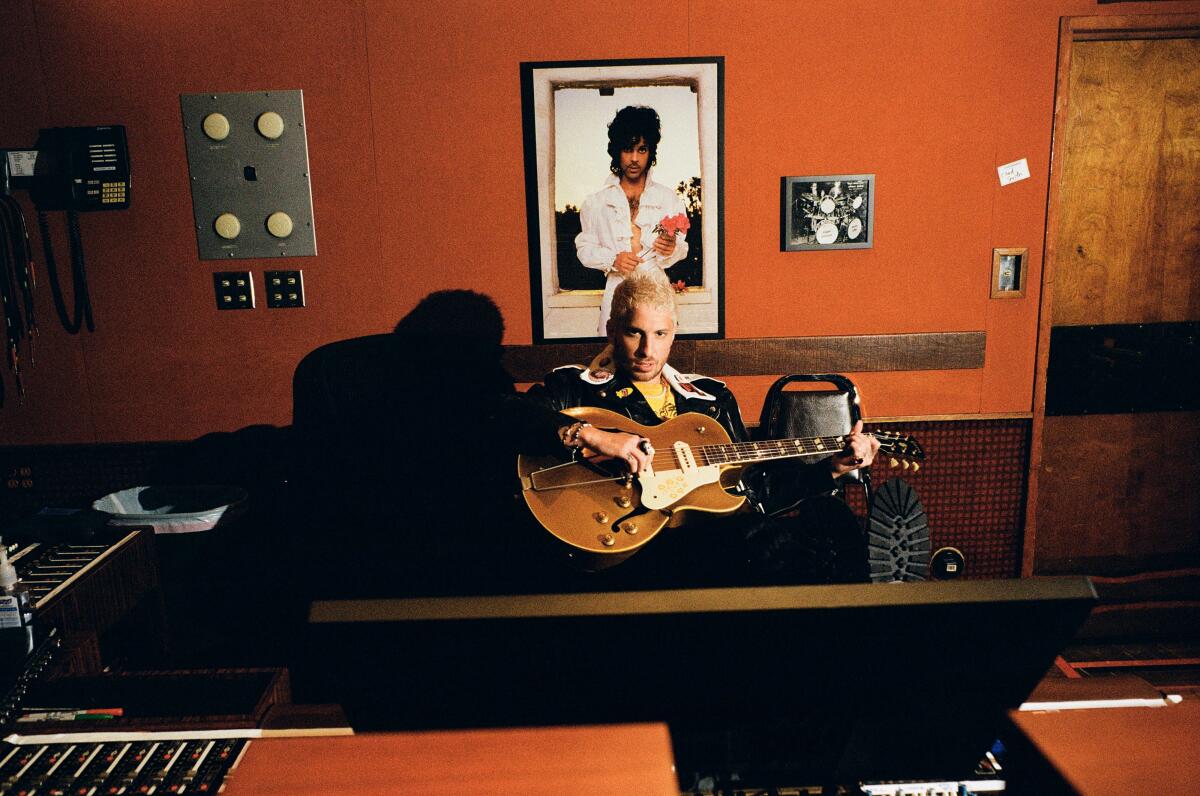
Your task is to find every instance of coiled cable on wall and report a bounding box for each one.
[0,194,38,405]
[38,209,94,335]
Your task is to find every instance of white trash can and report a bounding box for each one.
[92,485,248,534]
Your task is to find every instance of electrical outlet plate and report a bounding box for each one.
[264,270,305,308]
[213,271,255,310]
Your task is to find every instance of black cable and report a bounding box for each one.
[0,199,22,402]
[0,202,22,351]
[0,197,34,344]
[38,210,84,334]
[66,210,94,332]
[3,195,37,341]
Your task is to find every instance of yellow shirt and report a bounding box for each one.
[634,379,677,419]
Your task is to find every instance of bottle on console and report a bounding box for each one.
[0,539,36,660]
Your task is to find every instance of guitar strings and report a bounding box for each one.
[558,432,912,474]
[679,433,911,468]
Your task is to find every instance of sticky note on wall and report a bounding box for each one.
[998,158,1031,186]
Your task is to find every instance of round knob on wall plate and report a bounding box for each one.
[266,212,293,238]
[256,111,285,140]
[202,113,230,141]
[213,213,241,240]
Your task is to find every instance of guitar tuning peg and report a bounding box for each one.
[889,457,899,468]
[911,462,920,472]
[901,460,910,470]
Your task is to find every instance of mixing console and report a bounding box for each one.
[0,737,246,795]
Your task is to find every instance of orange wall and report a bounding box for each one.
[1,0,1197,444]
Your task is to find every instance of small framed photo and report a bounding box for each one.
[991,247,1028,298]
[781,174,874,251]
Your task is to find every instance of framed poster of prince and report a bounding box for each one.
[520,57,724,342]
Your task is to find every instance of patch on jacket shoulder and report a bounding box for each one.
[675,371,726,388]
[580,368,614,385]
[663,365,722,401]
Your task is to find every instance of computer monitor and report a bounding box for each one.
[304,577,1095,785]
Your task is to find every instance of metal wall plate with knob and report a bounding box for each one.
[181,90,317,260]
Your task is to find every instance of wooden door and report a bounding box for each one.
[1027,15,1200,575]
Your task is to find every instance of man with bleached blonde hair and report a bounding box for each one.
[522,273,879,586]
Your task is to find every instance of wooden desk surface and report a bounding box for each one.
[1010,698,1200,795]
[222,722,679,795]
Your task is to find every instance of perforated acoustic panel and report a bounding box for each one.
[1,443,182,522]
[846,418,1031,580]
[181,90,317,260]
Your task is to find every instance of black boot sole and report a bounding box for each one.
[866,478,931,582]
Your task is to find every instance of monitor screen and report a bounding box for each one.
[303,577,1095,785]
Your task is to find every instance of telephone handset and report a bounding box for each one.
[29,125,131,212]
[0,126,131,402]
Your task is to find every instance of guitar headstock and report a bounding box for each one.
[872,431,925,472]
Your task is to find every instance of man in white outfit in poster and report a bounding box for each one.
[574,105,689,336]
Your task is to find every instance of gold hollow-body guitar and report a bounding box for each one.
[517,406,924,570]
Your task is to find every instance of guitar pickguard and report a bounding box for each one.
[639,440,724,510]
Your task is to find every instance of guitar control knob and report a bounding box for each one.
[619,522,638,535]
[696,425,707,434]
[615,496,632,508]
[600,534,616,547]
[593,512,609,524]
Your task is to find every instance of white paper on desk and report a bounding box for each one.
[998,158,1031,186]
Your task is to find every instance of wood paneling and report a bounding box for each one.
[1035,412,1200,571]
[1009,700,1200,796]
[222,724,679,796]
[1027,15,1200,578]
[1052,37,1200,327]
[504,331,985,382]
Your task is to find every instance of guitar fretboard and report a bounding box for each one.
[694,435,848,466]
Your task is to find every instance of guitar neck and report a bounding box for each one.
[697,434,855,467]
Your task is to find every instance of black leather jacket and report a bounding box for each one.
[521,364,838,513]
[527,364,749,438]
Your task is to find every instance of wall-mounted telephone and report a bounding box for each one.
[27,125,131,212]
[0,126,132,398]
